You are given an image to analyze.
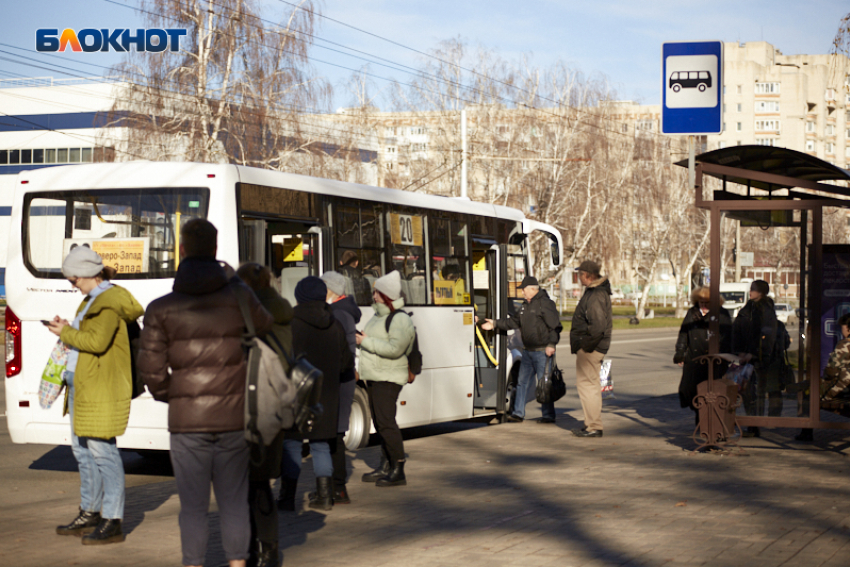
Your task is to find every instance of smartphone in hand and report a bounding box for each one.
[41,320,51,326]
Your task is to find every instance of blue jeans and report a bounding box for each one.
[66,371,125,520]
[281,439,333,479]
[513,350,555,420]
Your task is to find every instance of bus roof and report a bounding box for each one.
[12,161,525,222]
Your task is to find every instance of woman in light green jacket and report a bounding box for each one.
[356,271,415,488]
[47,246,144,546]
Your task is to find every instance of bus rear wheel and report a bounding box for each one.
[344,386,371,450]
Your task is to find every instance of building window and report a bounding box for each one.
[737,103,742,112]
[737,85,742,94]
[755,82,780,94]
[718,141,727,149]
[826,142,835,154]
[826,124,836,136]
[806,121,816,133]
[755,138,777,146]
[409,126,424,135]
[736,122,742,132]
[755,101,780,113]
[755,120,780,132]
[723,103,727,113]
[411,143,428,152]
[807,140,816,152]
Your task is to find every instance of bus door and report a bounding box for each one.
[239,217,321,305]
[472,243,509,416]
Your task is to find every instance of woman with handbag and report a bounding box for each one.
[674,286,732,426]
[48,246,144,545]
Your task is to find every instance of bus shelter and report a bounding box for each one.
[683,145,850,432]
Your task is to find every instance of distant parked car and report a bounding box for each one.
[775,303,796,325]
[611,287,625,301]
[626,291,643,301]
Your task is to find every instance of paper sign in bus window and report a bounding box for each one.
[63,237,150,274]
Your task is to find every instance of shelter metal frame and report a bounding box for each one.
[686,146,850,430]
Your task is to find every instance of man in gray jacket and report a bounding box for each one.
[569,260,613,438]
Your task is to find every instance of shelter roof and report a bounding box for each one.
[676,145,850,194]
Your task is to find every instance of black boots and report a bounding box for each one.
[308,477,333,511]
[309,482,351,505]
[333,484,351,504]
[375,459,406,487]
[81,519,125,545]
[277,478,297,512]
[361,458,391,483]
[255,541,280,567]
[56,509,101,536]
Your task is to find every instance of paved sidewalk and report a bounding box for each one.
[5,394,850,567]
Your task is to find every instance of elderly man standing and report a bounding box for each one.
[570,260,613,438]
[481,276,562,423]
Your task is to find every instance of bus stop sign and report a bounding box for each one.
[661,41,723,135]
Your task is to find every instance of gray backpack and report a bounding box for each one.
[233,284,324,465]
[233,285,297,450]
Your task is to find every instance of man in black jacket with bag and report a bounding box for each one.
[481,276,562,423]
[570,260,613,438]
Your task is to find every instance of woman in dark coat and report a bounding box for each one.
[279,276,353,511]
[320,271,361,505]
[236,263,294,567]
[674,286,732,425]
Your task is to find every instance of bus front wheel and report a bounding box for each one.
[344,386,372,450]
[672,84,681,93]
[698,83,706,92]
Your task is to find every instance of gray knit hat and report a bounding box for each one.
[374,270,402,301]
[62,245,104,278]
[321,271,346,296]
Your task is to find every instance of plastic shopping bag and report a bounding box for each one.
[39,339,70,409]
[600,360,614,400]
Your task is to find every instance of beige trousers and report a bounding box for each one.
[575,349,605,431]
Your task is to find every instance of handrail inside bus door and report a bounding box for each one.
[495,244,508,419]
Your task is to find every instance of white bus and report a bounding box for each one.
[4,162,562,451]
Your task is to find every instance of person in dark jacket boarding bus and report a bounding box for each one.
[569,260,613,438]
[479,276,562,423]
[138,219,274,567]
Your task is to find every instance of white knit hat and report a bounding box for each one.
[62,246,104,278]
[321,271,346,296]
[374,270,402,301]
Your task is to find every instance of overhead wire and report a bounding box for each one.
[100,0,669,144]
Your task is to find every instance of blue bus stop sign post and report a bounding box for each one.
[661,41,723,135]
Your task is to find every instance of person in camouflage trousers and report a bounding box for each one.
[823,313,850,401]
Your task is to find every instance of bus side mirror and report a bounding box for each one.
[549,233,560,267]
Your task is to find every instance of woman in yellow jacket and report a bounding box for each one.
[47,246,144,546]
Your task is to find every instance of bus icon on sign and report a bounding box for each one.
[669,71,712,93]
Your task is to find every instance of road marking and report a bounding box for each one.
[612,337,676,345]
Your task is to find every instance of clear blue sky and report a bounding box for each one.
[1,0,847,109]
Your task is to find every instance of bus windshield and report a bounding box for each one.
[24,187,209,279]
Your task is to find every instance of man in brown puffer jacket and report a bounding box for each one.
[138,219,272,567]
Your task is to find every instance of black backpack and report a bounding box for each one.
[385,310,423,377]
